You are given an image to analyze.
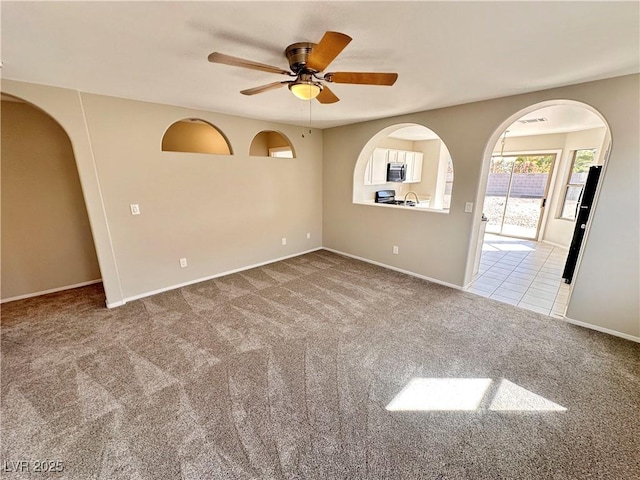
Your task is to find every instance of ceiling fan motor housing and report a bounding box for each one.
[285,42,317,73]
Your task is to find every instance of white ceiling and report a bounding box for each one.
[504,105,606,137]
[2,1,638,129]
[388,126,441,141]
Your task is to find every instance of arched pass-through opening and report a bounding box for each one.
[353,123,455,212]
[162,118,232,155]
[249,130,296,158]
[465,100,612,311]
[0,93,103,302]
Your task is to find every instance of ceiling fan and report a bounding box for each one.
[208,31,398,104]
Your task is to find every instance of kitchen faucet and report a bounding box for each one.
[404,191,419,205]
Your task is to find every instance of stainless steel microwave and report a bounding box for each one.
[387,162,406,182]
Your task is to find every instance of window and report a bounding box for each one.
[559,149,596,220]
[269,147,294,158]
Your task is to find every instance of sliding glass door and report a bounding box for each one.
[484,154,556,239]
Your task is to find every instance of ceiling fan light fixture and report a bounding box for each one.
[289,81,322,100]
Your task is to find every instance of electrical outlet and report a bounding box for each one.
[281,237,287,246]
[393,245,399,255]
[179,258,188,268]
[465,202,474,213]
[307,232,311,239]
[130,204,140,215]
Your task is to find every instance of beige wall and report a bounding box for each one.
[1,100,101,300]
[375,137,413,150]
[324,74,639,338]
[2,81,323,305]
[492,132,567,154]
[80,93,322,299]
[408,139,442,201]
[162,120,231,154]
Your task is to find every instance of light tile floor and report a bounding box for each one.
[466,233,570,318]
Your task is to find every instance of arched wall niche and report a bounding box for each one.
[353,123,455,212]
[249,130,296,158]
[162,118,232,155]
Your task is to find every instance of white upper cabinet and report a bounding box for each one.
[405,151,414,166]
[404,151,423,183]
[364,148,423,185]
[364,148,389,185]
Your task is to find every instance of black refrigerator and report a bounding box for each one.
[562,165,602,284]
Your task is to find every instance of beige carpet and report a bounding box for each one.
[1,250,639,479]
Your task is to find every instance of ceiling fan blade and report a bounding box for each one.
[316,85,340,104]
[325,72,398,86]
[240,81,289,96]
[208,52,291,76]
[306,31,352,72]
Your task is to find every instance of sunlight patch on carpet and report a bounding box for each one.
[386,377,566,412]
[489,379,567,411]
[386,378,492,411]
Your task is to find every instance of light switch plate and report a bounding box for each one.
[179,258,188,268]
[130,204,140,215]
[465,202,474,213]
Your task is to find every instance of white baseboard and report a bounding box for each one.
[105,299,126,308]
[1,279,102,304]
[562,316,640,343]
[322,247,463,290]
[110,247,324,309]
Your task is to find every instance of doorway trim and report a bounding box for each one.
[465,100,612,298]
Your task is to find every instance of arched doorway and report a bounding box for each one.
[1,93,103,302]
[467,101,611,317]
